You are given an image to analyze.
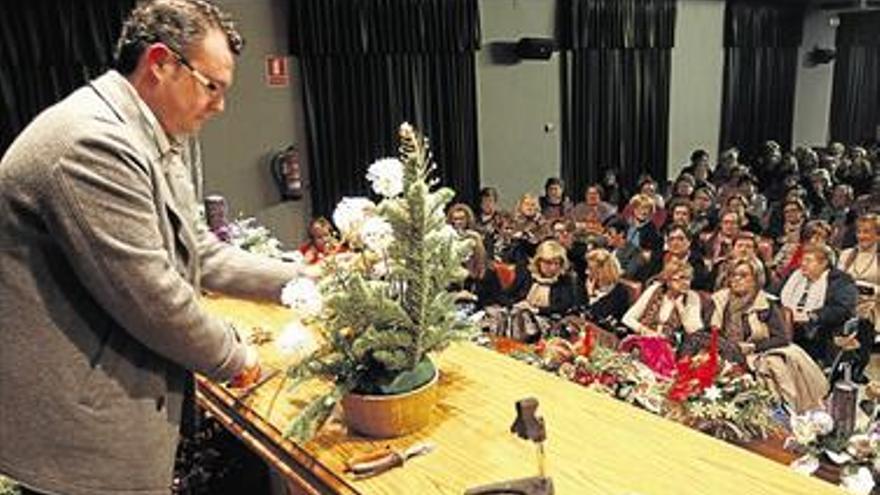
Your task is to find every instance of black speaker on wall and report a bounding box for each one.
[515,38,556,60]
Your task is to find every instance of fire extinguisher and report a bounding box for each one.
[271,145,303,200]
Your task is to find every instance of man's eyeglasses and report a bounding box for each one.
[167,47,224,98]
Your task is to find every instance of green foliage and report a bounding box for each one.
[284,124,476,442]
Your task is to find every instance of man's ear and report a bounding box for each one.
[143,43,175,79]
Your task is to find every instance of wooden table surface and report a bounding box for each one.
[197,295,846,495]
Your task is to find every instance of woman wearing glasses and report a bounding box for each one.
[710,257,827,412]
[621,258,703,376]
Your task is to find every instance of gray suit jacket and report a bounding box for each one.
[0,71,299,495]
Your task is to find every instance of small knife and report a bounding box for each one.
[345,442,435,478]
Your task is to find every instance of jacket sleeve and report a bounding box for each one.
[816,270,858,330]
[198,229,301,301]
[43,127,247,381]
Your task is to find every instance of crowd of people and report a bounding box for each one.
[301,141,880,414]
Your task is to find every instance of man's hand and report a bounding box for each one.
[229,346,261,388]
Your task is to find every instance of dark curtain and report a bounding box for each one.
[829,11,880,145]
[291,0,481,218]
[719,0,804,162]
[558,0,676,200]
[0,0,133,157]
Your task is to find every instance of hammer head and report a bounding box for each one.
[510,397,546,442]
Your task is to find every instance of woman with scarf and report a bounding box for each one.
[621,258,703,376]
[710,257,827,412]
[504,240,579,341]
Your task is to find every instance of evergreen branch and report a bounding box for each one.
[285,383,350,443]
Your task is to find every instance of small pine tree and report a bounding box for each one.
[284,124,475,442]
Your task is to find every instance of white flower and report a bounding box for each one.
[332,197,376,237]
[790,454,820,475]
[277,320,317,358]
[841,466,875,495]
[790,413,819,446]
[703,385,722,402]
[359,216,394,253]
[280,278,323,318]
[807,410,835,436]
[366,158,404,198]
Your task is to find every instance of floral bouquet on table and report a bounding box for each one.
[507,329,668,415]
[665,329,780,442]
[278,123,476,442]
[782,381,880,495]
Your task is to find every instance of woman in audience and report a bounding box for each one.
[725,193,763,234]
[504,240,579,341]
[780,243,858,369]
[475,187,503,256]
[539,177,573,220]
[509,193,547,263]
[456,231,509,310]
[622,257,703,348]
[838,213,879,339]
[636,224,711,291]
[299,217,343,264]
[447,202,478,235]
[711,257,827,412]
[771,219,832,288]
[712,231,770,290]
[706,208,741,270]
[571,183,616,234]
[583,248,630,327]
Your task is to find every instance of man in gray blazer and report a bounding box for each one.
[0,1,304,494]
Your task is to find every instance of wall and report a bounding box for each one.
[792,7,837,148]
[201,0,309,246]
[666,0,725,178]
[477,0,561,209]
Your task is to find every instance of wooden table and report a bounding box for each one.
[197,296,847,495]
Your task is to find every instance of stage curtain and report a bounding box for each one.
[558,0,676,200]
[829,11,880,145]
[719,0,805,162]
[0,0,133,157]
[290,0,481,217]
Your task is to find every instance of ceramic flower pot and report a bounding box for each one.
[341,369,439,438]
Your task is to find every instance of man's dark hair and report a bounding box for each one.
[114,0,244,75]
[479,186,499,202]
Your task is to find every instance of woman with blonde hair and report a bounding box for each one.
[508,193,548,263]
[583,248,629,325]
[710,257,827,412]
[503,240,579,341]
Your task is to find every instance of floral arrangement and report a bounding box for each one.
[782,382,880,494]
[486,326,778,443]
[663,329,779,442]
[665,359,780,442]
[279,123,475,442]
[221,216,286,259]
